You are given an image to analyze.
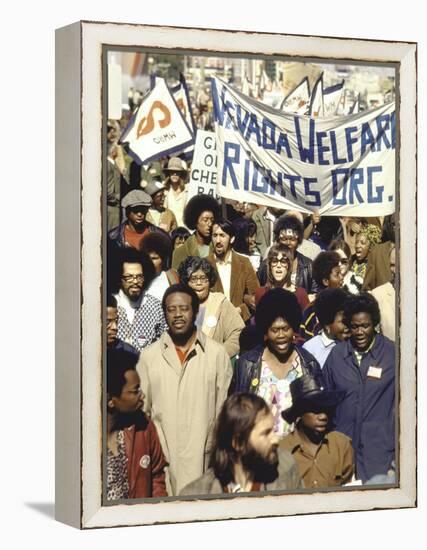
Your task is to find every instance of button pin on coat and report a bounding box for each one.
[140,455,151,469]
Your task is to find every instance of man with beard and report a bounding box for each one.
[114,248,167,352]
[137,284,233,495]
[207,219,259,322]
[280,374,354,488]
[180,393,302,495]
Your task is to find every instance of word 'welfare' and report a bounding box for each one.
[213,90,395,164]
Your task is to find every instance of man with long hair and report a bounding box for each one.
[208,218,259,321]
[180,393,302,495]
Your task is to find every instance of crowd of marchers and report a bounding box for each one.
[106,122,397,500]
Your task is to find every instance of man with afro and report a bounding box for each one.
[171,194,220,270]
[300,251,343,341]
[303,288,351,367]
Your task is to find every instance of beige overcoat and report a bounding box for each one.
[137,330,233,495]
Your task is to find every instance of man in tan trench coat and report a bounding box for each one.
[137,284,233,495]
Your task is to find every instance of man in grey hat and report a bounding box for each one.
[280,374,354,488]
[108,189,166,250]
[145,180,178,233]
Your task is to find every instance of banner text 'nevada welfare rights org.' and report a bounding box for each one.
[211,77,395,216]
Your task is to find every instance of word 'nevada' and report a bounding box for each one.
[213,92,395,166]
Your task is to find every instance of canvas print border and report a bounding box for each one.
[55,20,417,529]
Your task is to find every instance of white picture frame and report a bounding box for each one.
[55,20,417,529]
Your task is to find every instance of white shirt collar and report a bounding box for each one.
[320,331,336,348]
[264,209,276,223]
[216,250,232,265]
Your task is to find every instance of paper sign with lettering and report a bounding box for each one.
[120,78,194,165]
[188,130,220,200]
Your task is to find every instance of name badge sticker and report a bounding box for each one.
[367,366,382,379]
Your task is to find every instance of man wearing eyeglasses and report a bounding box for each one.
[114,248,168,352]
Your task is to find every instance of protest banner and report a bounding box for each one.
[309,73,325,117]
[170,74,197,158]
[211,77,395,216]
[150,73,196,158]
[262,90,285,109]
[280,76,310,114]
[323,80,345,117]
[120,77,194,164]
[349,93,361,114]
[187,130,220,200]
[241,75,254,97]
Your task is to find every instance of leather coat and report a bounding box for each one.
[230,344,323,395]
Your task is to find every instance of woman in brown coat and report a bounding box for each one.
[178,256,245,358]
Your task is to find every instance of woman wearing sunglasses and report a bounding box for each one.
[329,239,361,295]
[255,244,309,313]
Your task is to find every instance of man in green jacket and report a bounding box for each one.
[172,194,220,270]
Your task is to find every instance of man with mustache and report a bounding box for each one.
[115,248,167,352]
[180,393,302,495]
[137,284,233,496]
[208,219,259,321]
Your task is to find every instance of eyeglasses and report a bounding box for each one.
[168,170,185,176]
[270,258,289,267]
[189,275,209,284]
[122,274,144,283]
